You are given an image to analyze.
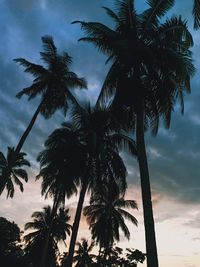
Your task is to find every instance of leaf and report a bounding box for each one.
[193,0,200,29]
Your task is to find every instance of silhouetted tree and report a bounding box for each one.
[73,238,95,267]
[0,217,23,267]
[84,182,137,262]
[0,147,30,198]
[74,1,195,266]
[37,120,86,267]
[24,206,71,267]
[0,36,86,199]
[14,35,87,154]
[41,103,136,267]
[66,103,137,267]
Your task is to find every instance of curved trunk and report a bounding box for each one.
[40,196,60,267]
[15,101,43,154]
[136,104,159,267]
[66,180,88,267]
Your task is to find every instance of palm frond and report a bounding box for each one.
[102,6,121,26]
[0,151,7,166]
[193,0,200,29]
[96,60,119,106]
[13,174,24,192]
[110,133,137,156]
[159,15,193,49]
[117,208,138,226]
[116,211,130,240]
[115,0,137,30]
[142,0,175,31]
[40,35,57,65]
[73,21,118,54]
[13,168,28,182]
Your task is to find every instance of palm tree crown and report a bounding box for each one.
[24,205,71,265]
[0,147,30,198]
[73,238,95,267]
[37,122,87,206]
[74,0,194,131]
[84,183,138,251]
[13,35,87,156]
[15,35,87,118]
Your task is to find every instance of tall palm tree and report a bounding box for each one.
[0,36,86,199]
[14,35,86,154]
[67,103,137,267]
[39,103,136,267]
[0,147,30,198]
[37,122,87,267]
[73,238,95,267]
[84,182,138,262]
[24,205,71,267]
[74,1,195,266]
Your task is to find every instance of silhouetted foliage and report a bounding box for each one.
[73,239,96,267]
[0,147,30,198]
[13,35,87,155]
[74,1,195,266]
[84,182,137,262]
[193,0,200,29]
[38,103,136,267]
[0,217,23,267]
[24,206,71,267]
[126,248,146,265]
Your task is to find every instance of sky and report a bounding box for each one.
[0,0,200,267]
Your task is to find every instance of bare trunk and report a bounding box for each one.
[65,180,88,267]
[136,104,159,267]
[15,101,43,154]
[40,196,60,267]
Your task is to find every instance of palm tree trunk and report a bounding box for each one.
[40,196,60,267]
[66,180,88,267]
[15,101,43,154]
[98,245,102,258]
[136,104,159,267]
[103,249,107,263]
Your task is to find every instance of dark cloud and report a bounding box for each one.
[0,0,200,208]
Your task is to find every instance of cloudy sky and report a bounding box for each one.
[0,1,200,267]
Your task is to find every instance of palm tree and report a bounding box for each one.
[74,1,195,266]
[14,35,86,154]
[73,238,95,267]
[39,103,136,267]
[0,147,30,198]
[24,205,71,267]
[37,123,87,267]
[67,103,137,267]
[0,36,86,199]
[84,182,138,262]
[37,116,87,267]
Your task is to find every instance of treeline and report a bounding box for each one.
[0,213,145,267]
